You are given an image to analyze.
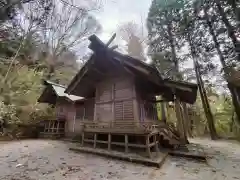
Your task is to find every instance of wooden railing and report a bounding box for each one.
[82,121,161,134]
[57,114,66,120]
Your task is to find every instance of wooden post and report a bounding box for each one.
[49,121,51,133]
[108,133,111,150]
[81,132,84,146]
[94,133,97,148]
[125,134,128,153]
[73,113,76,133]
[146,135,152,158]
[133,99,140,127]
[154,134,159,154]
[44,122,47,132]
[48,121,51,132]
[52,121,54,133]
[57,121,60,134]
[112,82,115,126]
[94,88,98,122]
[175,97,188,143]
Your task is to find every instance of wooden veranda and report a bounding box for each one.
[79,120,181,158]
[39,118,65,138]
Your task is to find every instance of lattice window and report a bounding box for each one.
[114,100,134,121]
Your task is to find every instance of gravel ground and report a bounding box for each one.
[0,138,240,180]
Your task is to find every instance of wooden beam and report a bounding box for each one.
[146,135,152,159]
[94,88,98,121]
[123,66,136,77]
[154,135,159,154]
[94,133,97,148]
[106,33,116,47]
[164,82,193,92]
[111,83,114,124]
[57,121,60,133]
[125,134,128,153]
[67,65,89,94]
[123,60,150,75]
[108,133,111,150]
[81,132,84,146]
[92,67,107,77]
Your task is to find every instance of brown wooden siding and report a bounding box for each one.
[65,104,76,135]
[56,101,67,118]
[76,105,84,120]
[95,75,135,123]
[135,86,159,122]
[96,81,112,102]
[55,99,77,136]
[75,99,95,121]
[72,104,84,134]
[96,103,112,122]
[84,99,94,120]
[114,80,133,100]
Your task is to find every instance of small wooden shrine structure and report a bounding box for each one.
[64,35,198,158]
[38,80,85,138]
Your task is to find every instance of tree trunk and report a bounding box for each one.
[187,32,218,140]
[225,0,239,23]
[166,19,188,142]
[195,60,218,139]
[204,5,240,124]
[166,21,179,78]
[230,108,235,132]
[214,0,240,62]
[228,84,240,124]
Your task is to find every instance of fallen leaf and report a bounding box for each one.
[16,164,23,168]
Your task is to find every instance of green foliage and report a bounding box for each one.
[147,0,240,139]
[0,0,101,139]
[0,101,19,125]
[147,0,187,79]
[49,66,78,86]
[0,65,56,126]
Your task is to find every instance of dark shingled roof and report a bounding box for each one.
[38,80,84,104]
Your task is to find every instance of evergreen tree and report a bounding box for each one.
[147,0,185,79]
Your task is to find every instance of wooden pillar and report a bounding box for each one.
[44,122,47,132]
[146,135,152,158]
[133,99,140,127]
[94,89,98,122]
[57,121,60,133]
[81,132,84,146]
[48,121,51,132]
[125,134,128,153]
[175,97,188,143]
[94,133,97,148]
[108,133,111,150]
[112,82,115,126]
[52,121,54,133]
[154,134,159,154]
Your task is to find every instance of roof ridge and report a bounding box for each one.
[44,80,67,88]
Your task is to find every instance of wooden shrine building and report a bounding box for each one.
[63,35,198,158]
[38,80,94,138]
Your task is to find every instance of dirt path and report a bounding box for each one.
[0,138,240,180]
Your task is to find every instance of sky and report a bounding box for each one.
[96,0,152,42]
[72,0,152,58]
